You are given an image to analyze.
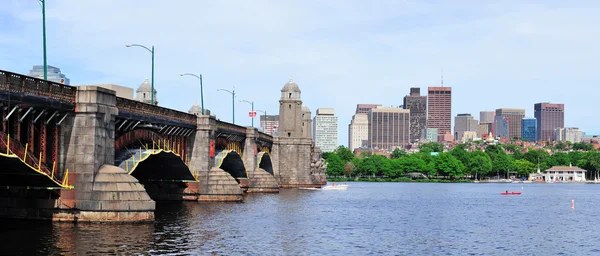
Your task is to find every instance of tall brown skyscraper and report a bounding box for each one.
[427,87,452,135]
[403,88,427,142]
[356,104,381,114]
[534,103,564,141]
[368,107,410,150]
[495,108,525,139]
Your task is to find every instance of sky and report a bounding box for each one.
[1,0,599,146]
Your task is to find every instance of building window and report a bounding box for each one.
[289,104,291,109]
[288,132,291,137]
[289,93,292,98]
[143,93,146,98]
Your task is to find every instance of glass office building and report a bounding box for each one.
[522,118,537,142]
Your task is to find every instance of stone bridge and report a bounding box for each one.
[0,69,324,222]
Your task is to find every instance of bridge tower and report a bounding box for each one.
[272,78,326,188]
[301,104,312,139]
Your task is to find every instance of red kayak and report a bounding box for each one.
[501,192,521,195]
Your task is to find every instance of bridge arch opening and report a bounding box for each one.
[257,152,274,176]
[215,150,248,181]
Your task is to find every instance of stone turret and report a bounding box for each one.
[278,77,303,138]
[272,77,326,188]
[135,78,158,105]
[301,104,312,138]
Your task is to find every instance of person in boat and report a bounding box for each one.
[332,183,335,186]
[506,190,509,193]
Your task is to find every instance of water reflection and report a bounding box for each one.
[2,183,600,255]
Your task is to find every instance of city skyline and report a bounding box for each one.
[1,1,599,147]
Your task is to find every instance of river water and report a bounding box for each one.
[2,182,600,255]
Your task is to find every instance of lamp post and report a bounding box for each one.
[38,0,47,80]
[240,100,255,127]
[180,73,204,115]
[217,86,235,124]
[126,44,155,105]
[256,109,268,134]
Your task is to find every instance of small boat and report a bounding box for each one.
[322,184,348,190]
[298,187,320,191]
[500,191,521,195]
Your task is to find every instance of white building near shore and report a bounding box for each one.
[544,165,587,182]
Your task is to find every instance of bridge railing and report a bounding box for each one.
[0,69,77,104]
[258,132,273,142]
[215,120,247,134]
[116,97,197,126]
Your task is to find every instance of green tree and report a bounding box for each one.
[390,148,408,159]
[358,155,390,176]
[554,142,566,151]
[573,142,593,151]
[334,146,355,163]
[387,158,405,178]
[512,149,523,160]
[547,152,570,167]
[359,151,372,158]
[468,154,492,180]
[587,151,600,180]
[344,162,355,177]
[485,144,502,161]
[569,151,585,167]
[322,152,332,160]
[514,159,536,177]
[403,156,427,173]
[434,153,465,178]
[523,149,550,170]
[325,154,345,176]
[492,151,515,178]
[450,147,469,167]
[420,142,444,153]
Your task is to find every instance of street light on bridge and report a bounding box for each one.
[38,0,48,80]
[126,43,156,105]
[240,100,255,127]
[180,73,204,115]
[217,86,235,124]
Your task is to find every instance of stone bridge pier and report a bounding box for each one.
[243,127,279,193]
[59,87,155,222]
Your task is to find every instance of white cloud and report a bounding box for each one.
[1,0,599,146]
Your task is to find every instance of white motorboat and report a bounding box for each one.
[298,187,321,191]
[322,184,348,190]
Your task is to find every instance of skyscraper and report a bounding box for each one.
[403,87,427,142]
[454,114,479,141]
[356,104,382,114]
[534,103,564,141]
[480,111,495,123]
[313,108,338,152]
[554,127,582,143]
[29,65,70,85]
[522,118,537,142]
[260,115,279,136]
[368,107,410,150]
[427,87,452,135]
[348,113,369,151]
[494,116,510,139]
[495,108,525,139]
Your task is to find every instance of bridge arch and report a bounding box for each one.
[115,129,164,153]
[0,131,69,188]
[215,150,248,180]
[123,149,195,182]
[257,152,274,175]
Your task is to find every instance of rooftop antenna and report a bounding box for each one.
[441,69,444,87]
